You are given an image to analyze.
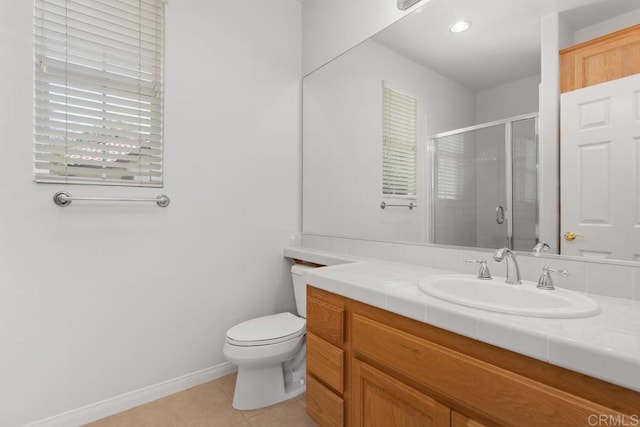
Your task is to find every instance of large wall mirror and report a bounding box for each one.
[302,0,640,263]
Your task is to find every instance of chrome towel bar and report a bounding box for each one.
[53,191,170,208]
[380,201,417,210]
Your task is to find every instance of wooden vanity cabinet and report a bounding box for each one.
[306,287,347,426]
[305,286,640,427]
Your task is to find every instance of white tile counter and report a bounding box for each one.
[285,247,640,392]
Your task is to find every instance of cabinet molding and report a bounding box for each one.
[452,411,486,427]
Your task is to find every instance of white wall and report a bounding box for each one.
[573,8,640,44]
[0,1,301,425]
[538,12,572,254]
[302,0,429,76]
[303,39,475,243]
[475,75,541,124]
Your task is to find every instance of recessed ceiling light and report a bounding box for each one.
[450,20,471,33]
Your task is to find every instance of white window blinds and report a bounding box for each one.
[34,0,164,187]
[382,84,417,197]
[435,135,464,201]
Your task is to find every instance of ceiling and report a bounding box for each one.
[372,0,640,91]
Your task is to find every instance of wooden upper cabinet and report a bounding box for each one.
[560,24,640,93]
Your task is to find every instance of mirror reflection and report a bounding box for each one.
[431,116,537,251]
[302,0,640,263]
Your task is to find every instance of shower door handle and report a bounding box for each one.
[496,206,505,224]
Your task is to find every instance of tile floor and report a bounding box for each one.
[85,373,318,427]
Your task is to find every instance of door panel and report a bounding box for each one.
[561,73,640,260]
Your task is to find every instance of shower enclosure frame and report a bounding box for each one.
[429,112,539,250]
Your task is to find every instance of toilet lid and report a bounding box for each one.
[226,312,306,346]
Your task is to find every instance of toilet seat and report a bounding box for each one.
[226,312,306,347]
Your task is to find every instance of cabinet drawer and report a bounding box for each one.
[307,374,344,427]
[352,314,629,427]
[307,333,344,394]
[307,296,344,347]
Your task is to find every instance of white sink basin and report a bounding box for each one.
[418,275,600,318]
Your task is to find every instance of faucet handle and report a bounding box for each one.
[545,266,569,277]
[465,259,492,280]
[532,242,550,256]
[537,266,570,290]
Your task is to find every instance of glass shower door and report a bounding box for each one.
[511,117,538,251]
[432,124,508,248]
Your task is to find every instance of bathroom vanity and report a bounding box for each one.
[296,257,640,427]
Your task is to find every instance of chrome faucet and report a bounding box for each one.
[532,242,550,256]
[493,248,522,285]
[465,259,492,280]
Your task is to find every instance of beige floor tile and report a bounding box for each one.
[293,393,306,409]
[166,382,245,427]
[84,399,173,427]
[242,400,317,427]
[215,373,237,399]
[82,378,315,427]
[234,394,308,420]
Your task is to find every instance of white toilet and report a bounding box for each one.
[223,264,313,410]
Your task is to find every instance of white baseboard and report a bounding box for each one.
[25,362,237,427]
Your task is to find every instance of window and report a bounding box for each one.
[382,84,417,197]
[34,0,164,187]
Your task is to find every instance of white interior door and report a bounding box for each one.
[560,73,640,261]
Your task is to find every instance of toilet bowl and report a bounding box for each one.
[223,264,314,410]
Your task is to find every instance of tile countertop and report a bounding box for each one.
[284,246,640,392]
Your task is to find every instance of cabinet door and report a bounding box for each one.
[351,359,450,427]
[452,411,486,427]
[560,24,640,93]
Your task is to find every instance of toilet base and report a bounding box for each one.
[232,364,306,410]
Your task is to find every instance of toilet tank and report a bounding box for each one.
[291,264,315,318]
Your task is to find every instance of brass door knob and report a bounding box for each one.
[563,232,584,241]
